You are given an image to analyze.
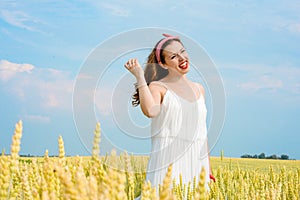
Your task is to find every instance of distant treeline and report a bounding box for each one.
[15,153,293,160]
[241,153,291,160]
[19,154,71,157]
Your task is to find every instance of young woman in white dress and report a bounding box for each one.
[124,34,215,192]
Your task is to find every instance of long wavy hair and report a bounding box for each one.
[132,38,182,106]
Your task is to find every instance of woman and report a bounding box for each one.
[124,34,214,192]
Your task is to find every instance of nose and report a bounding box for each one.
[177,52,185,60]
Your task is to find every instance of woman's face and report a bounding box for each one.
[162,41,189,74]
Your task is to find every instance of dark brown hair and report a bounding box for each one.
[132,38,182,106]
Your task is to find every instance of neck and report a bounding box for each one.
[164,72,188,83]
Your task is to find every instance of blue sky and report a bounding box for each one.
[0,1,300,159]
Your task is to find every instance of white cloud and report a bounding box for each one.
[33,72,73,110]
[23,114,51,124]
[76,72,94,80]
[88,2,130,17]
[221,64,300,96]
[37,78,73,109]
[0,59,34,81]
[237,75,283,93]
[102,3,129,16]
[1,60,74,110]
[0,10,42,32]
[44,93,59,108]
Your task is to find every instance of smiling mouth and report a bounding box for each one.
[179,61,188,69]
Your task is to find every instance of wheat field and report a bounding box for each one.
[0,121,299,199]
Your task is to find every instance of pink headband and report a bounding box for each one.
[155,33,180,64]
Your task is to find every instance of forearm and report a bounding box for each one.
[124,58,160,117]
[136,76,160,118]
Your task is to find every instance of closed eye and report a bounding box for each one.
[170,48,186,59]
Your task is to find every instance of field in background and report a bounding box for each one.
[211,156,300,173]
[20,155,300,173]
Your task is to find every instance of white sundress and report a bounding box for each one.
[146,81,210,191]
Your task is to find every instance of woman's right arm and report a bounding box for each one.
[124,58,162,118]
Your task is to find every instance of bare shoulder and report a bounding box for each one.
[149,81,167,104]
[149,81,168,93]
[194,82,205,97]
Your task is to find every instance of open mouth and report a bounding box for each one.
[179,61,188,69]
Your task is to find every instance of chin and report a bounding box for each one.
[179,66,189,73]
[179,69,189,74]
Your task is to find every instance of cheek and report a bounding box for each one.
[165,59,178,67]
